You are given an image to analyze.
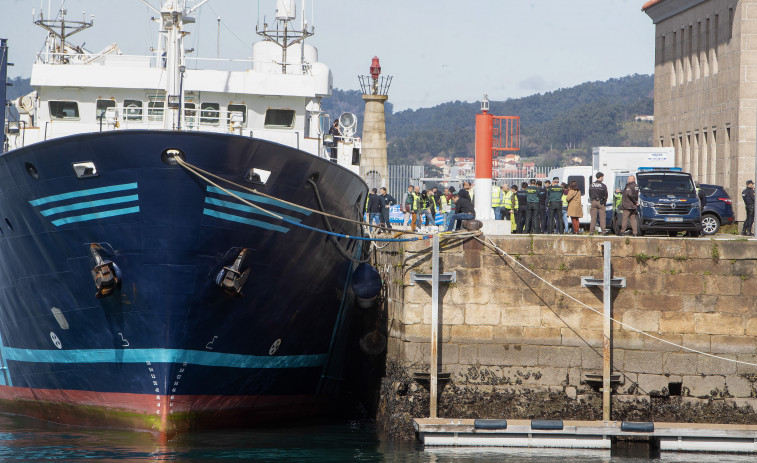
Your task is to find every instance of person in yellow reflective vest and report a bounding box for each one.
[439,189,450,227]
[509,184,519,231]
[491,183,503,220]
[502,185,514,221]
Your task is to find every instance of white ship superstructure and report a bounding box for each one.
[6,0,361,172]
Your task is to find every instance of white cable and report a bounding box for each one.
[480,236,757,368]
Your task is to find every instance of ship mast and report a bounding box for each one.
[256,0,313,74]
[141,0,208,129]
[34,8,93,63]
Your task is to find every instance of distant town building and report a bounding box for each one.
[643,0,751,219]
[634,115,654,122]
[453,157,475,177]
[430,156,447,168]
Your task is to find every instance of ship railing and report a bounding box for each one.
[35,52,315,74]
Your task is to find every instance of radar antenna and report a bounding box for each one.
[34,8,93,63]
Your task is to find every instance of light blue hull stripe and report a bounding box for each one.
[203,209,290,233]
[51,206,140,226]
[41,195,139,217]
[29,183,138,206]
[2,348,326,369]
[204,197,302,223]
[206,186,313,215]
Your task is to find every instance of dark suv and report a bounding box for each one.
[699,183,735,235]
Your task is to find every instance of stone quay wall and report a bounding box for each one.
[373,235,757,438]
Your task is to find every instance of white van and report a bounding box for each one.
[548,166,614,227]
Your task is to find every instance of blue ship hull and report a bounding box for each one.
[0,130,368,434]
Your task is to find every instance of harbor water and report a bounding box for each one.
[1,414,757,462]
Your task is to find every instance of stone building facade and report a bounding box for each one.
[643,0,755,220]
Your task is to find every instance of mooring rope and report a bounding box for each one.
[478,236,757,369]
[173,156,437,237]
[172,156,461,243]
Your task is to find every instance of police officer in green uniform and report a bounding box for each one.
[547,176,564,234]
[525,179,540,234]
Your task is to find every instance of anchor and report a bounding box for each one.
[216,249,250,297]
[90,244,121,298]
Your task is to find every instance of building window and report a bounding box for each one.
[729,8,734,41]
[264,109,295,129]
[687,25,693,82]
[200,102,220,125]
[49,101,80,120]
[123,100,143,121]
[227,104,247,125]
[713,15,719,74]
[671,31,677,85]
[711,130,717,184]
[704,18,710,77]
[695,21,701,80]
[679,28,685,85]
[96,99,116,119]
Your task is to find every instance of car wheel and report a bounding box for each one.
[701,213,720,235]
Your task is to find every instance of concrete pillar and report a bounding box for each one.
[361,94,389,190]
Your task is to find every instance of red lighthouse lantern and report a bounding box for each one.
[370,56,381,80]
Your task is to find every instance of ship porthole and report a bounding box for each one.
[161,148,186,166]
[269,338,282,355]
[25,162,39,180]
[50,332,62,349]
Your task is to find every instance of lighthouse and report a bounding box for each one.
[359,57,392,190]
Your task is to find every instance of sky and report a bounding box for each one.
[1,0,656,111]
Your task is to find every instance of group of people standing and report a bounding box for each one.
[496,172,641,235]
[498,177,577,234]
[365,187,397,233]
[396,182,479,232]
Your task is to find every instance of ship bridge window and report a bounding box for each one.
[96,99,116,119]
[264,109,295,129]
[49,101,80,120]
[200,102,220,125]
[123,100,143,121]
[183,103,196,125]
[148,101,165,121]
[227,104,247,125]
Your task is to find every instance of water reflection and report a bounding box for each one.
[0,414,755,462]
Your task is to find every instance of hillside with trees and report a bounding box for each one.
[326,74,654,166]
[5,74,653,167]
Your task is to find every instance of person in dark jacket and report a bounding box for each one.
[419,190,435,229]
[589,172,609,234]
[516,182,528,233]
[547,177,564,234]
[742,180,755,236]
[524,179,540,234]
[379,187,396,230]
[538,180,548,233]
[620,175,640,236]
[366,188,382,229]
[446,192,475,231]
